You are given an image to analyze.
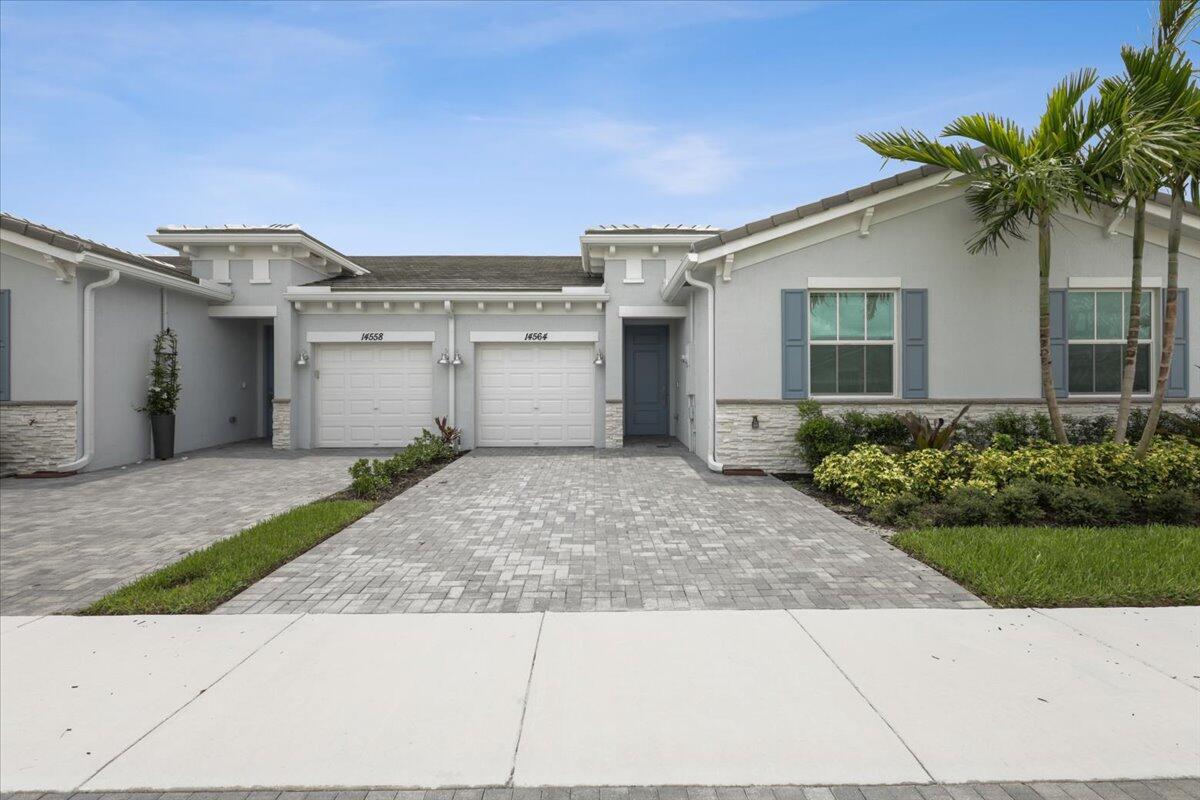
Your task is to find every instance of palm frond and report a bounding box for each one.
[941,114,1026,164]
[1035,68,1099,145]
[1158,0,1199,51]
[856,129,985,174]
[963,177,1030,254]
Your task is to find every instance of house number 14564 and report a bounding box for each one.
[523,332,549,341]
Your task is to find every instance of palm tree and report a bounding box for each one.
[1094,6,1200,443]
[858,70,1101,444]
[1136,0,1200,456]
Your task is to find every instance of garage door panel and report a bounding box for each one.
[317,343,432,448]
[476,343,594,447]
[348,399,376,415]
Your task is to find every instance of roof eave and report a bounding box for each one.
[147,231,369,276]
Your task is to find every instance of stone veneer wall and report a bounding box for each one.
[0,401,78,475]
[272,399,292,450]
[604,401,623,448]
[716,399,1193,473]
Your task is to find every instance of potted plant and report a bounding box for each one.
[141,328,180,460]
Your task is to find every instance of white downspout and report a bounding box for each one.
[683,268,723,473]
[58,269,120,472]
[446,309,456,427]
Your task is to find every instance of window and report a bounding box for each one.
[1067,290,1152,394]
[809,291,895,395]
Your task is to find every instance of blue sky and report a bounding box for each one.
[0,0,1173,256]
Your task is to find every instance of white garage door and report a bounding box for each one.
[476,343,594,446]
[316,343,433,447]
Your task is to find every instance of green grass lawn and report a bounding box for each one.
[82,499,375,615]
[892,525,1200,608]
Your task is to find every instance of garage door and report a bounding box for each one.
[316,343,432,447]
[476,343,594,446]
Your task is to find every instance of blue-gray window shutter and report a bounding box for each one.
[1167,288,1189,398]
[1048,288,1068,397]
[901,289,928,399]
[0,290,9,401]
[782,289,807,398]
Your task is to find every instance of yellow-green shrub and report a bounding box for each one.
[813,437,1199,508]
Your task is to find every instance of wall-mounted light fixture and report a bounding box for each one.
[437,351,450,365]
[751,414,760,430]
[451,352,463,366]
[296,350,310,367]
[593,350,605,366]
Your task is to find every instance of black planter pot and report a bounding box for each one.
[150,413,176,460]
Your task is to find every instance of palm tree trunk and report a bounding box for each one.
[1135,186,1183,457]
[1114,196,1146,443]
[1039,213,1069,444]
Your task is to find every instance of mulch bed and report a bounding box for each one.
[326,451,467,505]
[785,475,896,534]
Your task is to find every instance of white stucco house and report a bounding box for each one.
[2,159,1196,476]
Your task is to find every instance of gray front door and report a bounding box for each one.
[624,325,669,436]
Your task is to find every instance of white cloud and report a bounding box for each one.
[362,1,822,53]
[622,134,739,196]
[562,117,740,195]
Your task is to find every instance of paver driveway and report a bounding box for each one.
[220,442,983,613]
[0,442,369,615]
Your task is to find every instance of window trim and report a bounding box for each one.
[806,289,900,399]
[1066,288,1156,397]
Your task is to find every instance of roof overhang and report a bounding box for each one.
[579,232,716,272]
[148,231,369,276]
[662,172,1200,302]
[1,228,233,301]
[284,285,610,305]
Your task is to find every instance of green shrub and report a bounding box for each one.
[347,430,456,499]
[868,492,931,529]
[795,402,907,470]
[1146,488,1200,524]
[1043,485,1134,526]
[349,458,391,499]
[930,486,1000,527]
[993,481,1045,524]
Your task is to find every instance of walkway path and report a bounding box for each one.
[2,607,1195,790]
[219,445,982,613]
[5,781,1198,800]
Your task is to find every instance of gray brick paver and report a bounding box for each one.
[219,443,980,612]
[0,442,367,615]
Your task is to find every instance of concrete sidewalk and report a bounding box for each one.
[1,608,1197,791]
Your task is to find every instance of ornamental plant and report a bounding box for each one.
[814,437,1200,509]
[140,328,180,416]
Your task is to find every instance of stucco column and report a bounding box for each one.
[272,303,295,449]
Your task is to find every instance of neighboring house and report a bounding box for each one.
[1,161,1196,475]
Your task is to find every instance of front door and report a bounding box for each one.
[624,325,669,436]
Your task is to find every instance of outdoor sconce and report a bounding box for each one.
[296,350,310,367]
[437,351,450,365]
[751,415,760,429]
[451,352,463,366]
[594,350,605,366]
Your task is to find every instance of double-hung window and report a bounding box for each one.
[1067,290,1152,394]
[809,291,896,395]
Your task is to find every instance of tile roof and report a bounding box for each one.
[1,213,199,282]
[316,255,600,292]
[585,224,719,235]
[693,160,1198,254]
[693,162,951,252]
